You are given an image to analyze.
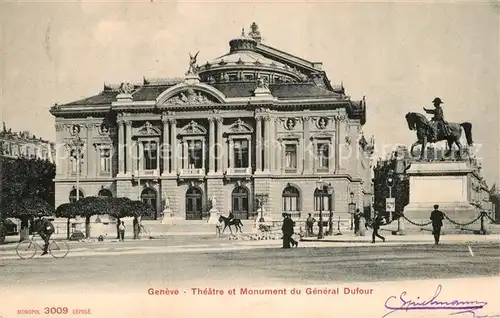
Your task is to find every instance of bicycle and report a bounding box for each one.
[138,224,152,239]
[16,233,69,259]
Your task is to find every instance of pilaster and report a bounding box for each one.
[117,120,125,176]
[161,115,170,175]
[216,117,224,173]
[125,120,132,176]
[170,119,178,175]
[272,117,280,173]
[208,117,216,175]
[303,116,312,173]
[255,116,263,173]
[263,116,271,173]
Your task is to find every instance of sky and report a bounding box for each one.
[0,1,499,185]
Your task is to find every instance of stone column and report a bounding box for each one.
[208,117,216,174]
[269,117,276,172]
[335,118,340,173]
[169,119,177,174]
[229,139,234,169]
[263,116,271,172]
[86,124,94,177]
[161,117,170,175]
[216,118,224,173]
[303,117,311,173]
[183,141,188,169]
[255,117,263,173]
[273,118,280,172]
[247,136,252,173]
[125,120,132,175]
[329,138,334,173]
[117,120,125,175]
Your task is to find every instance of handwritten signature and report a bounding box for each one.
[383,285,491,318]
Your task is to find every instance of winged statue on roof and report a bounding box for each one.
[187,51,200,75]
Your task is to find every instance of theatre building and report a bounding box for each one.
[50,23,374,224]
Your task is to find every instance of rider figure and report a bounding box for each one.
[228,212,235,221]
[423,97,448,140]
[37,215,55,256]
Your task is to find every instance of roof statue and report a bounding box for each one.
[256,76,268,89]
[248,22,262,42]
[118,82,134,95]
[187,51,200,75]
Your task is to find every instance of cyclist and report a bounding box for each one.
[37,216,55,255]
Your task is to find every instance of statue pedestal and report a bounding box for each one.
[207,209,220,224]
[404,160,478,229]
[161,208,174,224]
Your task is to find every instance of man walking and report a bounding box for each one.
[371,213,385,243]
[430,204,445,245]
[306,213,316,236]
[281,213,298,248]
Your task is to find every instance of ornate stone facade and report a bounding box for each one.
[50,23,373,222]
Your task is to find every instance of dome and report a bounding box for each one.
[198,30,308,84]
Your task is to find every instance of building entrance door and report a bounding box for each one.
[231,187,249,220]
[141,188,157,220]
[186,187,202,220]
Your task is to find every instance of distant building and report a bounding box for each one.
[0,123,55,162]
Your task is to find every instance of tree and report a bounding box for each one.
[373,159,410,222]
[55,203,78,239]
[72,197,112,238]
[1,157,55,241]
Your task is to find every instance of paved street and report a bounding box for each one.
[1,235,499,289]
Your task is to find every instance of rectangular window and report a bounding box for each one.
[233,139,249,168]
[316,142,329,169]
[143,142,158,170]
[285,144,297,169]
[99,148,111,173]
[188,140,203,169]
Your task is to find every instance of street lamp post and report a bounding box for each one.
[386,169,395,221]
[326,184,334,236]
[67,124,84,233]
[67,124,84,202]
[349,191,355,231]
[316,178,325,239]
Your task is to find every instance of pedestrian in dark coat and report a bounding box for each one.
[430,204,445,245]
[371,214,386,243]
[354,209,361,234]
[281,213,298,248]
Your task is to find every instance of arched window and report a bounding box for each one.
[69,189,84,203]
[314,188,334,211]
[98,189,113,197]
[282,186,300,212]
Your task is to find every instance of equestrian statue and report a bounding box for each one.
[405,97,473,159]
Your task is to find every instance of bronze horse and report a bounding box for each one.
[405,112,473,159]
[218,215,243,235]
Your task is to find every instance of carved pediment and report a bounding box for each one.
[279,133,302,140]
[164,88,218,106]
[180,121,207,135]
[136,122,161,136]
[228,119,253,134]
[311,131,334,140]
